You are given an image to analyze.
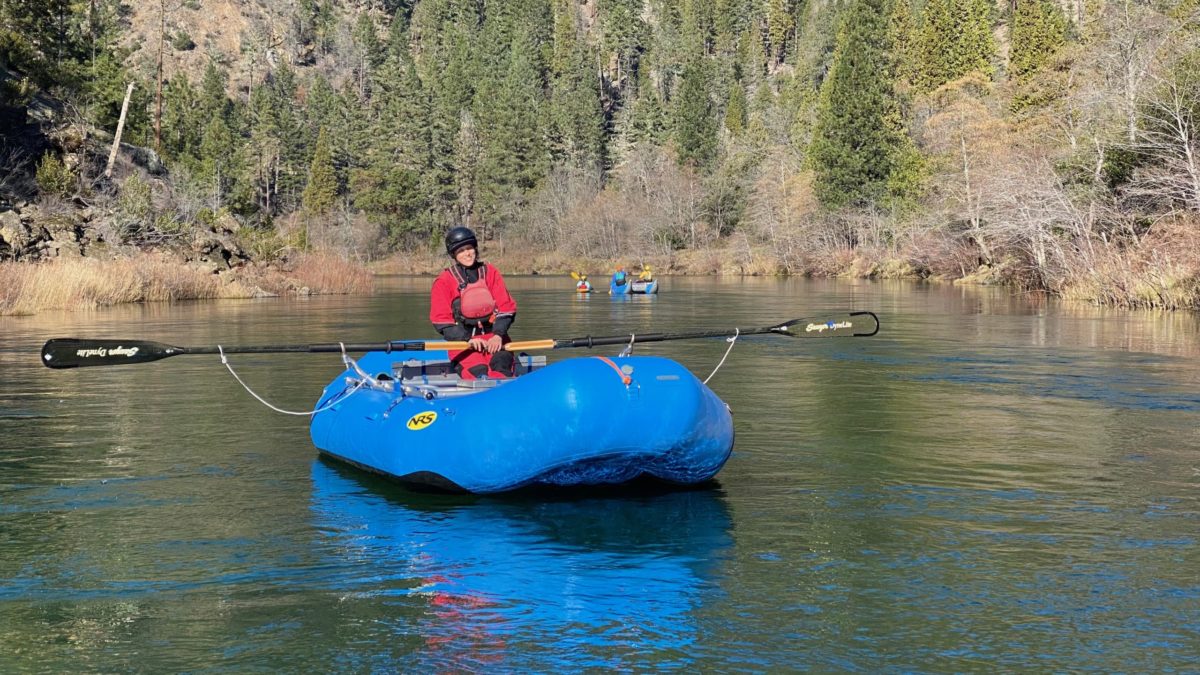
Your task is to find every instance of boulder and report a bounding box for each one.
[191,233,248,270]
[42,214,81,243]
[46,239,82,258]
[0,210,32,256]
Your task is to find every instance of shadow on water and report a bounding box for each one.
[307,457,734,670]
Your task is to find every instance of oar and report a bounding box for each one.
[39,338,452,369]
[40,311,879,369]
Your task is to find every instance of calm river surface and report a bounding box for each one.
[2,276,1198,671]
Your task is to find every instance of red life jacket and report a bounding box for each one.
[448,264,497,331]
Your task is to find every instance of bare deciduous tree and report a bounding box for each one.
[1128,61,1200,213]
[920,75,1011,265]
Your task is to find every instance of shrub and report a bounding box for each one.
[171,31,195,51]
[35,153,74,198]
[115,174,154,241]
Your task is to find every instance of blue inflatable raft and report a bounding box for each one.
[631,279,658,294]
[309,351,734,493]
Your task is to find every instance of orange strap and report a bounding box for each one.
[594,356,632,386]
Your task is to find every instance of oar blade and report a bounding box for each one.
[772,311,880,338]
[40,338,186,369]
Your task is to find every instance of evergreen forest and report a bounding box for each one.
[2,0,1200,308]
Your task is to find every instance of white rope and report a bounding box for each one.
[703,328,739,384]
[218,344,366,416]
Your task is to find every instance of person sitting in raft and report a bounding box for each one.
[576,274,592,292]
[637,264,653,281]
[612,266,627,285]
[430,226,518,380]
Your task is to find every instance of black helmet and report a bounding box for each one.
[445,226,478,255]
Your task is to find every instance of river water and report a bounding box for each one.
[1,276,1198,671]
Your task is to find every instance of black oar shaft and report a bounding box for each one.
[554,311,878,347]
[178,342,432,355]
[557,328,762,349]
[39,338,440,368]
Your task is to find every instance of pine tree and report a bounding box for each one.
[766,0,795,67]
[244,83,282,213]
[1009,0,1068,112]
[160,74,201,161]
[1010,0,1067,82]
[386,6,411,53]
[680,0,715,55]
[423,25,475,222]
[915,0,996,91]
[351,48,429,244]
[551,0,577,78]
[600,0,645,85]
[549,32,607,173]
[713,0,752,55]
[269,64,308,212]
[2,0,76,70]
[627,58,667,145]
[746,81,774,146]
[673,56,717,167]
[302,127,338,216]
[198,115,236,209]
[351,12,383,99]
[198,62,231,124]
[305,75,342,140]
[724,78,747,136]
[889,0,918,88]
[809,0,920,209]
[476,30,549,222]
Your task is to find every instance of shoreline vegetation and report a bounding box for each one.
[5,217,1199,316]
[0,253,370,316]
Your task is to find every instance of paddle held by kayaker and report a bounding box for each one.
[430,226,518,380]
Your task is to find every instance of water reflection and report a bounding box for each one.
[4,277,1200,671]
[308,459,734,670]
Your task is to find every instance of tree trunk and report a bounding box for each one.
[106,83,135,179]
[155,0,166,152]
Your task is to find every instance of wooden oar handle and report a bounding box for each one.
[423,339,558,352]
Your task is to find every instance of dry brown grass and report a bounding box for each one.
[1057,219,1200,310]
[0,252,373,315]
[370,250,447,276]
[0,254,225,315]
[285,253,374,295]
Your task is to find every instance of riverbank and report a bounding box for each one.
[5,232,1199,316]
[0,252,372,316]
[369,244,922,279]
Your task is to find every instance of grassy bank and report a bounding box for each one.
[0,252,373,316]
[6,234,1198,316]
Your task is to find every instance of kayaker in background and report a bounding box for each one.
[576,274,592,292]
[430,226,518,380]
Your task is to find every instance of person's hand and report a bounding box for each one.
[482,335,503,354]
[468,335,503,354]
